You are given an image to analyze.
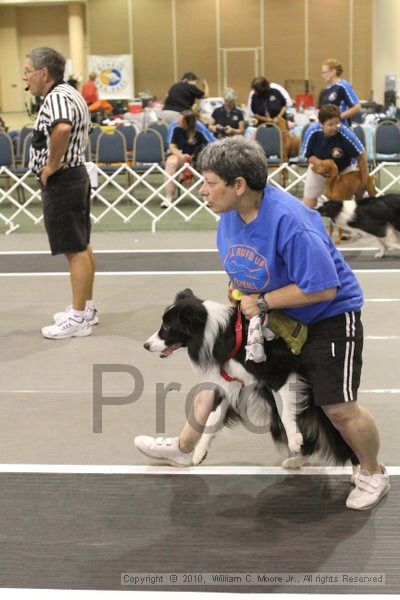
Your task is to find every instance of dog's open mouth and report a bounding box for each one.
[160,342,182,358]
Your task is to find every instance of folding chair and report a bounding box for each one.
[15,125,33,162]
[132,128,165,169]
[374,120,400,163]
[89,125,103,160]
[148,121,169,151]
[116,123,138,162]
[96,129,128,171]
[255,124,283,165]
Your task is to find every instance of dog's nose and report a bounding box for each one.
[143,342,150,351]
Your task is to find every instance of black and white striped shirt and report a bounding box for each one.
[29,82,90,177]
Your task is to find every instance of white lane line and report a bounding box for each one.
[0,247,382,255]
[0,388,399,395]
[365,335,400,339]
[0,249,218,255]
[1,270,400,277]
[0,464,400,475]
[0,271,227,277]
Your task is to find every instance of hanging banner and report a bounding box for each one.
[88,55,134,99]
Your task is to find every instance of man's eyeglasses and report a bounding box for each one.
[23,68,42,76]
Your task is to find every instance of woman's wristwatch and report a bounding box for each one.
[256,294,270,314]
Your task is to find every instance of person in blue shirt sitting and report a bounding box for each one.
[320,58,361,126]
[302,104,368,209]
[162,109,213,207]
[134,137,389,512]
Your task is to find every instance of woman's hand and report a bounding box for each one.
[239,294,260,319]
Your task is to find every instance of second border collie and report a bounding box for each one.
[318,194,400,258]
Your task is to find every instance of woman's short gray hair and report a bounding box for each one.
[222,87,237,102]
[197,138,268,190]
[26,47,66,81]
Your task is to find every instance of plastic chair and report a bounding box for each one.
[255,124,282,164]
[89,125,103,159]
[96,129,128,172]
[374,120,400,163]
[15,125,33,160]
[352,125,367,150]
[148,121,169,151]
[133,128,165,168]
[116,123,137,156]
[0,132,15,168]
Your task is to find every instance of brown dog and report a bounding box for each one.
[274,116,301,163]
[313,159,376,243]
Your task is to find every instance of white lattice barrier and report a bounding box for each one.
[1,161,400,234]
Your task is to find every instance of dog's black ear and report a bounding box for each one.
[175,289,195,302]
[317,204,328,217]
[180,303,207,335]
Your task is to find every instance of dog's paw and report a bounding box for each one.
[192,445,208,465]
[281,455,308,469]
[287,431,303,454]
[374,250,385,259]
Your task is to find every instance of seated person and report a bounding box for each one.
[162,109,212,207]
[167,116,216,145]
[302,103,368,209]
[208,88,245,138]
[161,72,209,125]
[247,78,292,117]
[250,76,287,125]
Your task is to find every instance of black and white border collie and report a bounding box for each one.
[144,289,358,470]
[318,194,400,258]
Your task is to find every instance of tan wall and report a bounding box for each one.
[0,0,374,112]
[373,0,400,104]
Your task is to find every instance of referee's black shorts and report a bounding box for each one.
[298,311,363,406]
[41,165,91,256]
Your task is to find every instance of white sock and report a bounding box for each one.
[85,299,95,309]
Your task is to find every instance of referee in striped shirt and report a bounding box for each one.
[23,47,98,339]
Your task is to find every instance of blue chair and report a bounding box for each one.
[116,123,137,157]
[374,120,400,163]
[255,124,282,165]
[352,125,367,149]
[15,125,33,160]
[288,124,311,166]
[96,129,127,171]
[133,129,165,168]
[0,132,15,168]
[89,125,103,159]
[148,121,168,151]
[14,132,32,175]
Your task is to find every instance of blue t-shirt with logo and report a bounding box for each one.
[217,184,363,325]
[301,123,364,172]
[320,79,359,126]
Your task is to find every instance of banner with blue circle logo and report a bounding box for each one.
[88,55,134,99]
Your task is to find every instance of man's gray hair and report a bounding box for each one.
[222,87,237,102]
[197,137,268,190]
[26,47,66,81]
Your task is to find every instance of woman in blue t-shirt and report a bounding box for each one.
[162,109,210,207]
[134,137,389,512]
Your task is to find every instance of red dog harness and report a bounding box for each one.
[220,309,245,387]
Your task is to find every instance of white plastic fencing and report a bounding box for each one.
[0,161,399,235]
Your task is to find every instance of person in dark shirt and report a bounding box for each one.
[250,76,287,125]
[302,104,368,208]
[162,72,209,123]
[320,58,361,126]
[209,88,245,138]
[162,109,211,207]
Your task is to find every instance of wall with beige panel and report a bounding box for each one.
[0,0,375,112]
[263,0,305,93]
[131,0,174,100]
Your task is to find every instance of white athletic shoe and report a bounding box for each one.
[346,465,390,510]
[53,305,99,326]
[42,315,92,340]
[134,436,193,467]
[160,198,173,209]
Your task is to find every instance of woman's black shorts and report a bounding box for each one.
[40,165,91,256]
[298,311,363,406]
